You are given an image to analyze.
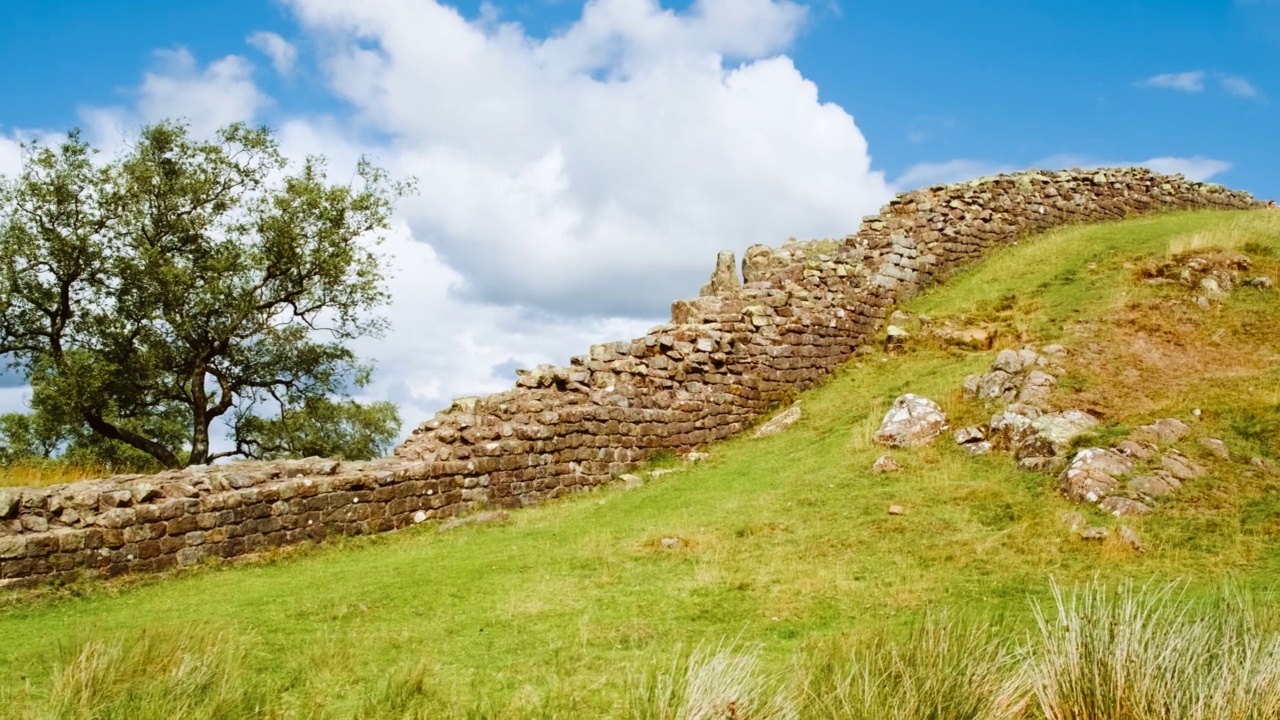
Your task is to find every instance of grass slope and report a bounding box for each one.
[1,209,1279,717]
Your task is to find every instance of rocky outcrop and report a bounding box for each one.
[0,168,1258,587]
[874,395,948,448]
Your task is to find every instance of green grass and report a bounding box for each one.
[2,209,1279,718]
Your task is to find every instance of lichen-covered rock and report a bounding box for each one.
[1059,448,1135,503]
[1100,496,1151,517]
[989,406,1096,459]
[1131,418,1191,444]
[874,394,948,448]
[1127,472,1181,498]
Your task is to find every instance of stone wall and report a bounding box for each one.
[0,168,1257,588]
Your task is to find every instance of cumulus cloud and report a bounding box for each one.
[1141,71,1207,93]
[1140,156,1233,181]
[285,0,892,317]
[81,47,268,145]
[0,134,21,177]
[247,31,299,75]
[58,0,891,432]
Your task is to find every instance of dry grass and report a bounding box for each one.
[1058,251,1280,420]
[0,462,116,489]
[1167,210,1280,255]
[1029,580,1280,720]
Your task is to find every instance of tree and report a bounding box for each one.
[0,121,409,468]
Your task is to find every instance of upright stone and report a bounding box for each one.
[700,251,741,297]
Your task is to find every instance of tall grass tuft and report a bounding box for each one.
[36,630,273,720]
[796,616,1029,720]
[627,642,798,720]
[1029,580,1280,720]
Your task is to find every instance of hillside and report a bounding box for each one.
[1,207,1279,718]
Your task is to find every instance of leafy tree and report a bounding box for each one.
[0,121,409,467]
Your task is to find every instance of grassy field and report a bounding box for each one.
[1,209,1278,718]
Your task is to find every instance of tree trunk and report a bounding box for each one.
[83,413,183,469]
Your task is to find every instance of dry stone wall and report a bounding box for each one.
[0,168,1257,588]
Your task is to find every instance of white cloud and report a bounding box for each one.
[0,134,21,177]
[0,387,30,416]
[892,159,1016,190]
[138,48,267,136]
[1139,156,1233,181]
[285,0,891,317]
[60,0,890,434]
[1141,71,1207,93]
[247,31,298,75]
[1218,73,1259,98]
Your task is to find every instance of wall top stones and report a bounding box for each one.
[0,167,1257,587]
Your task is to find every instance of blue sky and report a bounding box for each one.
[3,1,1276,195]
[1,0,1276,431]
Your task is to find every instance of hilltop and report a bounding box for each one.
[0,204,1277,718]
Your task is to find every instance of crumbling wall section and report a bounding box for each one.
[0,168,1256,587]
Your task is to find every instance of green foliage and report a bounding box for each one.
[1225,406,1280,460]
[235,397,401,461]
[0,122,410,468]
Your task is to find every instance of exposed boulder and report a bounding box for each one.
[1127,472,1182,499]
[989,405,1097,459]
[1100,496,1151,517]
[1130,418,1191,445]
[873,394,948,448]
[1198,437,1230,460]
[1160,452,1206,482]
[1059,447,1135,503]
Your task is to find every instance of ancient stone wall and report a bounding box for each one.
[0,168,1257,587]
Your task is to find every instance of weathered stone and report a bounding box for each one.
[753,407,802,438]
[1127,472,1181,498]
[1197,437,1230,460]
[888,504,906,516]
[700,251,741,297]
[872,455,901,474]
[1099,496,1151,517]
[992,349,1026,374]
[1118,525,1144,552]
[0,490,18,519]
[953,427,986,445]
[1114,440,1156,460]
[1160,453,1205,482]
[1078,527,1108,541]
[873,394,948,448]
[1059,448,1134,503]
[618,474,644,490]
[1017,370,1056,407]
[1130,418,1191,444]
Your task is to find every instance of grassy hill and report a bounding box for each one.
[1,209,1278,718]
